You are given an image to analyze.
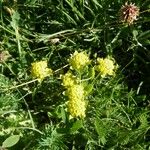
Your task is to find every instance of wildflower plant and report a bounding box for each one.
[60,50,93,119]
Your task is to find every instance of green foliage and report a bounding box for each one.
[37,125,68,150]
[0,0,150,149]
[2,135,20,148]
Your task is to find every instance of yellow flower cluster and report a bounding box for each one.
[61,71,86,118]
[61,72,77,88]
[66,84,84,100]
[61,51,91,118]
[69,51,90,71]
[31,60,53,82]
[67,97,86,118]
[96,57,116,78]
[66,84,86,118]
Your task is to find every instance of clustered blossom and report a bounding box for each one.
[31,60,53,82]
[67,97,86,118]
[66,84,85,100]
[61,72,77,88]
[96,57,116,78]
[61,75,86,118]
[62,51,88,118]
[119,2,139,25]
[69,51,90,71]
[66,84,86,118]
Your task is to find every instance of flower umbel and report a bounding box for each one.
[119,2,139,25]
[67,98,86,118]
[61,72,77,88]
[96,57,116,78]
[63,83,86,118]
[69,51,90,71]
[31,60,52,82]
[66,84,85,100]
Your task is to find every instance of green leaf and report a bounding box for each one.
[2,135,20,148]
[61,10,77,25]
[85,84,93,95]
[119,132,130,145]
[57,127,69,134]
[95,119,102,136]
[92,0,102,8]
[138,31,150,40]
[11,11,20,30]
[70,120,83,134]
[139,114,148,128]
[133,30,138,41]
[61,107,67,123]
[94,119,106,145]
[88,67,95,79]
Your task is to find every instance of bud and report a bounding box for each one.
[119,2,139,25]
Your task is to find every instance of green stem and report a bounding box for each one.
[4,79,38,91]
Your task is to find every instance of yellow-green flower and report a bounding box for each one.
[67,99,86,118]
[61,72,77,88]
[31,60,52,82]
[66,84,85,100]
[69,51,90,71]
[96,57,116,78]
